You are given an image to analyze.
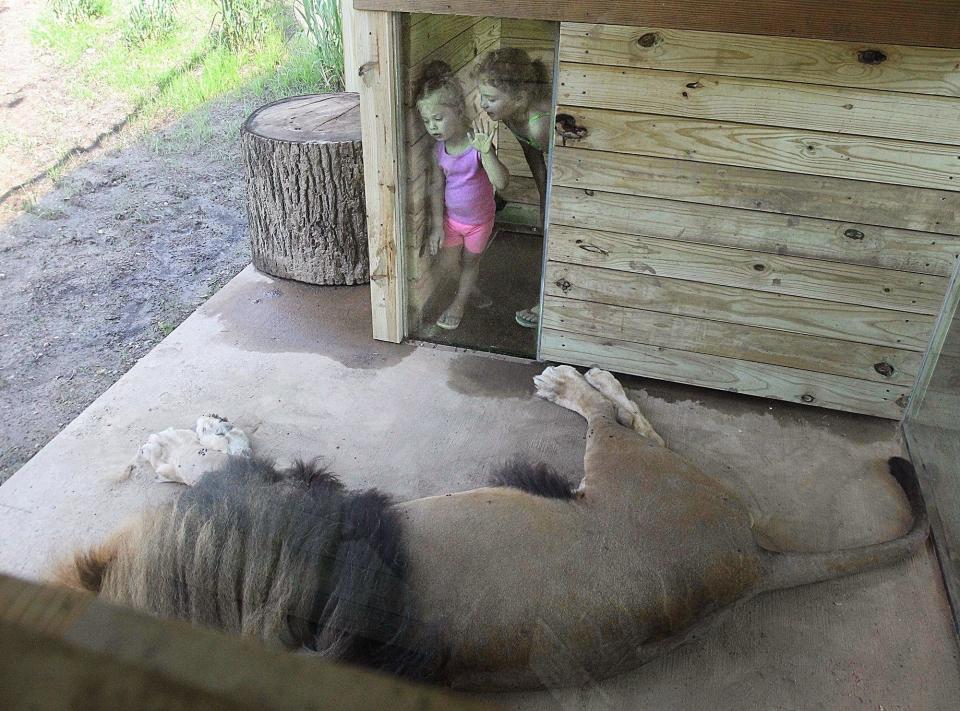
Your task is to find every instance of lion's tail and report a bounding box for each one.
[757,457,929,593]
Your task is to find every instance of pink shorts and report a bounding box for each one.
[442,215,495,255]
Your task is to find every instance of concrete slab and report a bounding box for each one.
[2,265,957,709]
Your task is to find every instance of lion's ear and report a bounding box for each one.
[51,538,121,593]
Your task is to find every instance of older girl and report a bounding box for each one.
[475,48,552,329]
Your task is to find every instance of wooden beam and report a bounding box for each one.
[0,574,498,711]
[352,1,960,49]
[353,10,405,342]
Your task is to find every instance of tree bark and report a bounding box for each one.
[241,93,368,285]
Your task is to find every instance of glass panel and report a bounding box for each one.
[903,255,960,625]
[399,15,558,357]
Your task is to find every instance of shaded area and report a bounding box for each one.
[410,230,541,358]
[2,266,958,710]
[903,262,960,630]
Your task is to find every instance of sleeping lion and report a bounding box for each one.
[53,366,928,690]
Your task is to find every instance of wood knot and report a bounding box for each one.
[753,263,766,271]
[555,113,588,145]
[800,394,815,403]
[555,278,573,292]
[874,361,895,377]
[636,32,662,48]
[844,228,865,240]
[857,49,887,65]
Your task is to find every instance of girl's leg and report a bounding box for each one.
[437,250,482,329]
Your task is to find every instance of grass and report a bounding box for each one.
[31,0,342,145]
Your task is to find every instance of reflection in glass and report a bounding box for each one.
[401,16,558,357]
[903,256,960,622]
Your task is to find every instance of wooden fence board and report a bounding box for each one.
[549,186,960,276]
[558,23,960,97]
[555,105,960,192]
[548,224,947,314]
[543,261,935,350]
[540,327,909,418]
[542,296,920,385]
[558,64,960,146]
[550,148,960,237]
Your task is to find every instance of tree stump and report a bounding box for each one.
[241,93,368,285]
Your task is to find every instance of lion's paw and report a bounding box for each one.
[195,415,252,457]
[585,368,665,445]
[534,365,610,419]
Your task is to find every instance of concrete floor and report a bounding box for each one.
[1,265,958,709]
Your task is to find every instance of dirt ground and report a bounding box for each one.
[0,2,253,483]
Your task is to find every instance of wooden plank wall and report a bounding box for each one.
[541,23,960,418]
[496,20,556,228]
[402,14,500,321]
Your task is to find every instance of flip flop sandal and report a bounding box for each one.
[436,312,462,330]
[515,308,539,328]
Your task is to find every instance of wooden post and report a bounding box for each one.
[241,93,369,286]
[352,8,405,342]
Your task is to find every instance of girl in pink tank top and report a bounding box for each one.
[416,61,510,331]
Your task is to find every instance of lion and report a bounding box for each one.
[52,365,928,690]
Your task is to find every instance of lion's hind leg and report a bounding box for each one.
[585,368,665,446]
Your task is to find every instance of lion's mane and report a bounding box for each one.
[58,457,443,680]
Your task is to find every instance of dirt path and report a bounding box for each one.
[0,3,252,483]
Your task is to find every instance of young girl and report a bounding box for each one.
[417,61,510,331]
[475,48,552,329]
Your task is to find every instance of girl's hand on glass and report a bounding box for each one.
[468,117,496,155]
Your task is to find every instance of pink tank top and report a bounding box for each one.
[437,142,495,225]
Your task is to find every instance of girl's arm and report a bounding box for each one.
[470,129,510,191]
[526,111,552,226]
[428,156,446,255]
[520,141,547,229]
[479,149,510,192]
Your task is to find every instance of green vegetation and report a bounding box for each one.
[295,0,344,91]
[50,0,109,22]
[33,0,345,138]
[122,0,178,46]
[213,0,277,49]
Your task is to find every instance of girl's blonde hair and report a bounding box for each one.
[415,60,467,118]
[475,48,549,103]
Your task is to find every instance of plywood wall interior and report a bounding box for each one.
[542,23,960,418]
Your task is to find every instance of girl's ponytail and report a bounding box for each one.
[415,60,467,115]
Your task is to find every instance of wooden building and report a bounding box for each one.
[347,1,960,419]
